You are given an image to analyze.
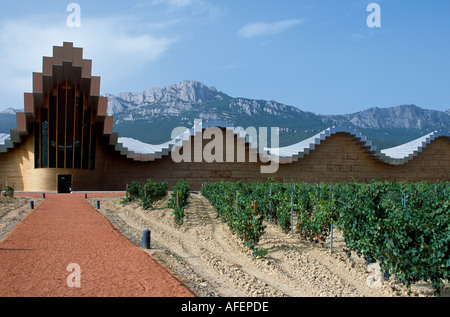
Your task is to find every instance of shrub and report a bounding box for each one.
[122,180,168,210]
[141,180,168,210]
[3,185,14,198]
[168,180,191,225]
[122,181,142,204]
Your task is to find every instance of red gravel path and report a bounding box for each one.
[0,193,195,297]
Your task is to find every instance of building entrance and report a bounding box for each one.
[57,175,72,193]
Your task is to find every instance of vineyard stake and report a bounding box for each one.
[291,194,294,234]
[236,191,239,215]
[269,184,272,214]
[253,200,258,252]
[330,193,334,253]
[330,224,334,253]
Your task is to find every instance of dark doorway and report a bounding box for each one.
[57,175,72,193]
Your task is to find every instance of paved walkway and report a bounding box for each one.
[0,193,195,297]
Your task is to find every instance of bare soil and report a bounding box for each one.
[89,193,449,297]
[0,196,43,242]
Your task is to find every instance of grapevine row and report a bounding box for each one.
[200,179,450,296]
[122,179,190,225]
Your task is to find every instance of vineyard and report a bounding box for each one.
[200,179,450,296]
[123,178,450,296]
[123,179,191,225]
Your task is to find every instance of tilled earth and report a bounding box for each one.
[88,193,449,297]
[0,196,43,242]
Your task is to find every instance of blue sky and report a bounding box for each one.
[0,0,449,115]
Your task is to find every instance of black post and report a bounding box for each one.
[142,229,151,249]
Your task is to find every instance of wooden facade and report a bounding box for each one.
[0,42,449,192]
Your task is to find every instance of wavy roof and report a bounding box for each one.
[95,120,450,165]
[380,130,450,164]
[1,116,449,165]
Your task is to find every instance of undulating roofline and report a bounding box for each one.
[2,115,448,165]
[104,120,449,166]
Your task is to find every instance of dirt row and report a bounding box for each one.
[89,193,448,297]
[0,196,43,242]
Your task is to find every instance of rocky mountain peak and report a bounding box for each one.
[105,81,227,116]
[345,104,449,129]
[97,81,450,147]
[1,82,448,149]
[158,80,222,104]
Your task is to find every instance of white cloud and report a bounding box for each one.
[149,0,206,10]
[238,19,303,38]
[163,0,198,8]
[0,15,176,109]
[149,0,223,21]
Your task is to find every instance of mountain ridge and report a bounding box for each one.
[105,80,450,148]
[0,80,448,149]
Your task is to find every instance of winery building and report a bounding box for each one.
[0,42,449,192]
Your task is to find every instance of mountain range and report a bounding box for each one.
[1,80,449,149]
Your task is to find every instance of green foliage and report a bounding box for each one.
[232,196,268,258]
[332,180,450,296]
[380,182,449,296]
[201,179,450,295]
[141,180,169,210]
[297,185,335,242]
[3,185,14,197]
[338,181,393,263]
[122,181,141,204]
[201,181,269,258]
[122,179,168,210]
[168,180,191,225]
[122,178,449,294]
